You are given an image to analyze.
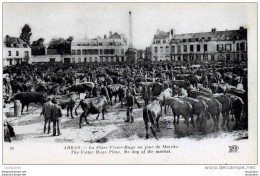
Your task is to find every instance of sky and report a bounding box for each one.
[3,3,255,49]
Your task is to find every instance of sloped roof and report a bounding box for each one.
[172,29,247,41]
[154,31,170,39]
[4,36,27,47]
[109,32,121,39]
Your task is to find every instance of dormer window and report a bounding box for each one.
[195,38,199,42]
[183,39,186,42]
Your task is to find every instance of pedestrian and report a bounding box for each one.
[124,89,135,123]
[51,98,62,136]
[42,96,53,134]
[127,84,141,108]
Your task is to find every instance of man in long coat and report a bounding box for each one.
[51,98,62,136]
[42,97,53,134]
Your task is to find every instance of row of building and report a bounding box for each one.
[150,27,247,62]
[3,27,247,66]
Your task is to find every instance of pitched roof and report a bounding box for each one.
[109,32,121,39]
[154,30,170,39]
[172,29,247,42]
[4,36,27,47]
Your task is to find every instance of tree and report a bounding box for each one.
[20,24,32,45]
[48,36,73,55]
[31,38,45,55]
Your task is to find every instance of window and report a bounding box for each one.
[240,42,245,51]
[208,37,211,41]
[156,40,160,44]
[160,47,163,53]
[171,46,175,53]
[100,49,103,55]
[197,45,200,52]
[89,57,92,62]
[236,43,240,51]
[177,45,181,53]
[204,44,207,52]
[50,58,55,63]
[78,58,81,63]
[24,51,29,57]
[71,50,75,55]
[236,54,240,61]
[241,54,245,61]
[154,47,158,53]
[95,57,98,62]
[184,45,187,52]
[190,45,194,52]
[166,46,169,53]
[82,49,87,55]
[84,57,87,62]
[195,38,199,42]
[188,39,191,42]
[225,44,232,51]
[217,44,224,51]
[72,58,75,63]
[183,39,186,42]
[16,51,19,56]
[226,54,230,61]
[121,49,124,54]
[163,40,166,43]
[8,51,11,56]
[77,50,81,55]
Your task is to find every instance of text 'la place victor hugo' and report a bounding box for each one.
[65,145,179,155]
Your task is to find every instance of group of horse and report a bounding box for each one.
[3,61,247,139]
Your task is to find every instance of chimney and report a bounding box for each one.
[239,26,245,31]
[211,28,216,34]
[104,34,107,39]
[109,31,112,37]
[129,11,133,48]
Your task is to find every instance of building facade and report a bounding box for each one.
[151,27,247,62]
[3,36,31,66]
[29,49,64,64]
[145,47,152,61]
[70,32,128,64]
[151,29,174,61]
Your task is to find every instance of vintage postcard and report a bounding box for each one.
[1,2,257,166]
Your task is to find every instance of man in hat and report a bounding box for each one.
[92,83,101,97]
[127,84,141,108]
[51,98,62,136]
[124,90,135,123]
[42,96,54,134]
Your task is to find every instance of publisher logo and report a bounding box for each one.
[228,145,239,153]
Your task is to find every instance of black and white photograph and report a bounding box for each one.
[1,2,257,167]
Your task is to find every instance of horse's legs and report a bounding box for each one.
[145,122,149,139]
[67,107,69,117]
[102,109,105,120]
[70,106,74,118]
